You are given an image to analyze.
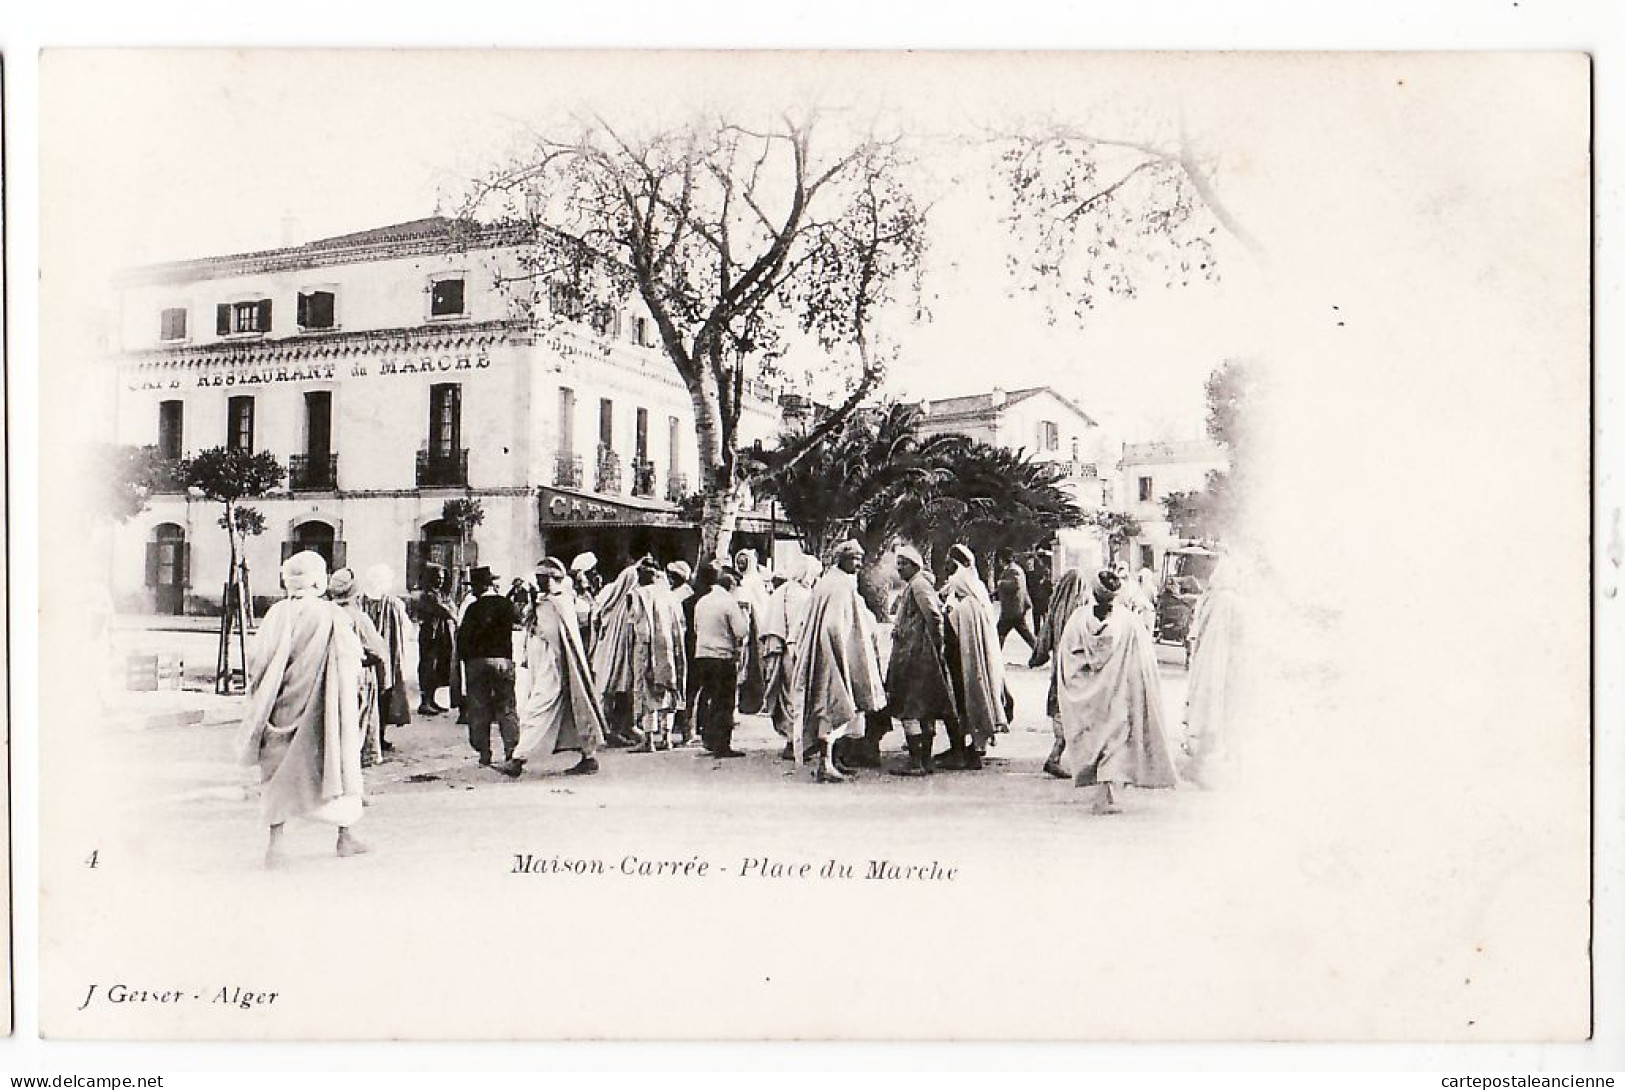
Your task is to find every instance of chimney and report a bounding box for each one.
[990,386,1006,408]
[919,398,932,416]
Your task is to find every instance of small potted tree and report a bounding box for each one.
[180,446,285,693]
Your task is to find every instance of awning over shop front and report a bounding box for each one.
[537,486,694,530]
[734,511,802,537]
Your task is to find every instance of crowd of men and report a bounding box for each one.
[239,537,1240,866]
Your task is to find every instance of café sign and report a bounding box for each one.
[538,486,684,526]
[127,352,492,392]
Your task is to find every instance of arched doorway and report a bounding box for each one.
[145,523,189,615]
[282,520,345,573]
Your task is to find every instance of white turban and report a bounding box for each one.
[362,563,394,599]
[281,550,329,599]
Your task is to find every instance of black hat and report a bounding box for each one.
[470,565,498,589]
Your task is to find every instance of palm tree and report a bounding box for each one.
[755,402,1084,585]
[754,402,958,560]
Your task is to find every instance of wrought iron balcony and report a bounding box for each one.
[631,458,657,498]
[289,453,339,491]
[665,472,689,503]
[595,447,622,494]
[553,452,584,488]
[416,448,468,488]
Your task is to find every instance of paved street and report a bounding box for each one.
[101,620,1206,877]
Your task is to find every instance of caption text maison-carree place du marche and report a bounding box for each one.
[510,853,959,881]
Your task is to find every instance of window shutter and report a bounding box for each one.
[406,541,425,593]
[333,541,348,570]
[181,544,192,588]
[312,291,334,328]
[145,543,161,587]
[216,304,230,336]
[257,298,273,332]
[296,292,309,328]
[450,384,462,450]
[281,541,296,562]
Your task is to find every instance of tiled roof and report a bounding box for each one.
[913,385,1097,426]
[114,216,539,287]
[302,217,472,250]
[1120,439,1227,465]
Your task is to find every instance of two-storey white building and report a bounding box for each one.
[1116,438,1229,573]
[110,217,787,613]
[908,385,1113,570]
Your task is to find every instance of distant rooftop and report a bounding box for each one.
[114,216,539,287]
[913,385,1098,427]
[1121,439,1227,465]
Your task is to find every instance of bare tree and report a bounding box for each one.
[463,112,927,561]
[995,116,1256,323]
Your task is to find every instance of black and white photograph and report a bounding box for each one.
[28,46,1599,1047]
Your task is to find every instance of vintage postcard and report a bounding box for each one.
[34,49,1591,1041]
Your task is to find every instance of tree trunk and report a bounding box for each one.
[224,500,239,609]
[698,486,743,566]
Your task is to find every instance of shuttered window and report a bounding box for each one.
[227,396,255,453]
[557,387,575,454]
[430,277,465,317]
[160,308,187,341]
[429,384,461,457]
[297,290,336,330]
[219,299,272,334]
[158,400,184,461]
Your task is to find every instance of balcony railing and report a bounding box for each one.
[665,471,689,504]
[553,452,584,488]
[631,458,657,498]
[595,447,622,494]
[289,452,339,491]
[417,448,468,488]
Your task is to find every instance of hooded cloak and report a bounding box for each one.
[1057,595,1178,790]
[943,565,1010,745]
[239,552,366,826]
[1182,559,1240,780]
[791,564,885,746]
[514,589,609,760]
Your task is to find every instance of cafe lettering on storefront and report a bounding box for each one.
[106,215,791,613]
[535,486,696,571]
[125,353,494,393]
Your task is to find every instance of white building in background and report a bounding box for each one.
[109,217,789,614]
[1116,438,1229,574]
[908,385,1112,570]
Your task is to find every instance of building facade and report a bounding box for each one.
[110,218,786,613]
[1115,438,1229,574]
[910,385,1112,571]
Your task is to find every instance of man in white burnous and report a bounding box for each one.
[501,557,606,778]
[241,551,368,867]
[1056,568,1179,814]
[790,540,886,783]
